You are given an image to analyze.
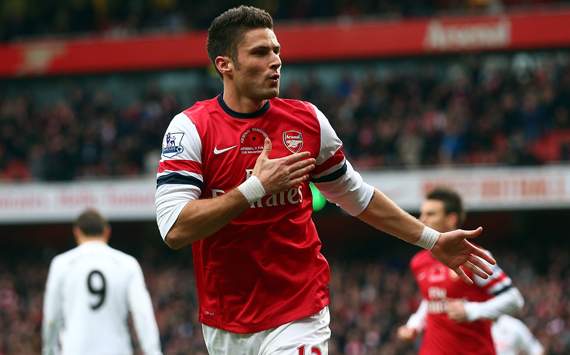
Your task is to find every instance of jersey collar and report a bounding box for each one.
[217,94,270,119]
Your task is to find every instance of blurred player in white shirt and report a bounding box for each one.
[492,314,544,355]
[42,208,162,355]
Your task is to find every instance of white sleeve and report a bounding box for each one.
[406,299,428,332]
[464,287,524,321]
[310,104,374,216]
[42,257,63,355]
[155,185,201,239]
[127,261,162,355]
[315,160,375,216]
[155,112,203,239]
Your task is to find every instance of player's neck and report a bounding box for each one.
[76,235,108,245]
[222,91,266,114]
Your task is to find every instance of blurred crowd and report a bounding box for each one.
[0,85,185,181]
[1,0,568,42]
[285,58,570,169]
[1,55,570,181]
[0,248,568,354]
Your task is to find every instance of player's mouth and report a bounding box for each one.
[268,73,280,84]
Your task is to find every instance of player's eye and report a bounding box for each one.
[251,48,268,56]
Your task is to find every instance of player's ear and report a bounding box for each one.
[447,212,459,230]
[215,55,233,76]
[72,226,83,244]
[103,225,111,241]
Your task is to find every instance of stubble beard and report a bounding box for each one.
[251,84,279,101]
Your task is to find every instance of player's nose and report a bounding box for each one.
[270,52,281,70]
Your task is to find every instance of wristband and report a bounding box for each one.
[416,226,440,250]
[237,176,266,204]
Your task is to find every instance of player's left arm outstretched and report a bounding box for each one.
[310,104,494,283]
[357,190,495,283]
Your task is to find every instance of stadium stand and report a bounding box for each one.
[2,0,568,41]
[1,53,569,181]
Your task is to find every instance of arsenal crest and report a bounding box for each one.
[282,130,303,153]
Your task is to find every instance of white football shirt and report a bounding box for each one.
[42,241,162,355]
[492,314,544,355]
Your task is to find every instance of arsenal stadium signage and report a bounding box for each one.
[0,166,570,223]
[424,19,511,51]
[1,9,570,76]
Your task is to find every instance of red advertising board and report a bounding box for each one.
[0,9,569,77]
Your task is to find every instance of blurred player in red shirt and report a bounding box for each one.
[398,187,524,355]
[155,6,496,354]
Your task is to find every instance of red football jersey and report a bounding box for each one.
[411,250,512,355]
[156,95,347,333]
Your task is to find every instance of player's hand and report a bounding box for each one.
[431,227,496,284]
[397,325,418,341]
[253,138,315,194]
[446,299,468,322]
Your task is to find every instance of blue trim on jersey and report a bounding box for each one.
[217,94,270,119]
[311,162,347,183]
[157,173,204,189]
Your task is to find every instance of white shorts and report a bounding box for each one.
[202,306,331,355]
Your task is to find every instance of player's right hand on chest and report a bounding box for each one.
[253,138,315,194]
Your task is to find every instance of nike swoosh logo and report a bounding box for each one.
[213,145,237,155]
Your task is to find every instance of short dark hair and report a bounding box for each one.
[426,187,466,226]
[74,208,108,236]
[207,6,273,66]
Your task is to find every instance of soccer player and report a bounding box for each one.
[492,314,544,355]
[397,187,524,355]
[42,208,162,355]
[155,6,496,354]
